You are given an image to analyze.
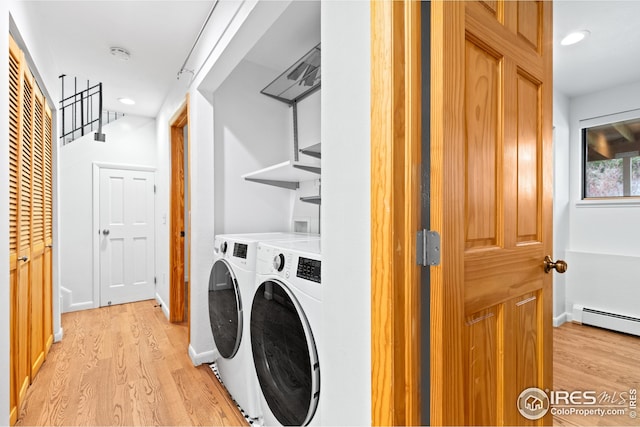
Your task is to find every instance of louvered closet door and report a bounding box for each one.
[9,35,54,425]
[30,84,46,379]
[43,103,54,354]
[9,35,31,423]
[9,33,23,426]
[17,49,33,398]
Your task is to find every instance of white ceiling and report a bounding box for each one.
[553,1,640,98]
[16,1,634,118]
[20,1,215,117]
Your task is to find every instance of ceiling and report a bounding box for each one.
[16,1,637,118]
[553,1,640,98]
[20,1,215,117]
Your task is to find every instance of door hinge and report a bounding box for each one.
[154,276,157,284]
[416,229,441,267]
[154,184,156,194]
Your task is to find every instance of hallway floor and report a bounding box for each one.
[553,322,640,426]
[15,300,640,426]
[16,300,248,426]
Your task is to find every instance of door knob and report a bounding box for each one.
[544,255,568,274]
[19,256,28,262]
[102,229,110,236]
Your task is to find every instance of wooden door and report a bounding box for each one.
[169,100,189,323]
[9,35,54,425]
[430,1,553,425]
[43,102,54,355]
[99,168,156,306]
[9,33,28,426]
[30,84,46,380]
[16,40,34,418]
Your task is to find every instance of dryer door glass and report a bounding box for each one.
[208,259,242,359]
[251,280,319,426]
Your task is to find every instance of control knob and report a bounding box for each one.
[220,241,228,254]
[273,253,285,272]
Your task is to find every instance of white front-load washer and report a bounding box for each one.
[208,233,319,422]
[251,239,322,426]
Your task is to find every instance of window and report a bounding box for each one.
[583,117,640,198]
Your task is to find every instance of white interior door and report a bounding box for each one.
[99,168,155,306]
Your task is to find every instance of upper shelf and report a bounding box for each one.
[242,160,320,190]
[261,44,321,105]
[299,143,321,159]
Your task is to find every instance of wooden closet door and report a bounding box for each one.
[9,35,54,425]
[9,34,32,423]
[17,48,34,402]
[43,103,54,354]
[30,84,46,379]
[9,33,23,427]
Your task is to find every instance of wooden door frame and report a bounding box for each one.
[370,1,422,425]
[169,96,190,324]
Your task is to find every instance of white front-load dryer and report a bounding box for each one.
[251,239,322,426]
[208,233,319,422]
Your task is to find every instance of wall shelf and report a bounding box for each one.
[300,143,321,159]
[300,195,321,205]
[261,44,321,105]
[242,160,320,190]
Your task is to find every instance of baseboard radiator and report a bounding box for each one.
[574,305,640,337]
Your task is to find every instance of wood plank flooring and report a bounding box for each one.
[554,322,640,426]
[15,301,640,426]
[16,300,248,426]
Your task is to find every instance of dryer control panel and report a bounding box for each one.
[297,257,321,283]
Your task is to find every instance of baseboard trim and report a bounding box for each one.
[155,292,170,320]
[189,344,217,367]
[553,312,569,327]
[64,301,94,313]
[54,327,64,342]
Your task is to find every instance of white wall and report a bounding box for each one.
[564,81,640,320]
[213,59,292,234]
[59,115,157,311]
[321,1,371,425]
[184,90,217,363]
[553,90,570,325]
[292,90,322,233]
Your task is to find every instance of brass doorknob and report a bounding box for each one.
[544,255,567,274]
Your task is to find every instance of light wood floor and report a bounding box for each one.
[15,302,640,426]
[16,300,248,426]
[554,322,640,426]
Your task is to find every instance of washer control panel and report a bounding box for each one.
[296,257,321,283]
[233,243,248,259]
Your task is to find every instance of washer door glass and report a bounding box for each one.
[251,280,319,426]
[208,259,242,359]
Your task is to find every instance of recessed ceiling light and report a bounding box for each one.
[110,46,131,61]
[560,30,590,46]
[118,97,135,105]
